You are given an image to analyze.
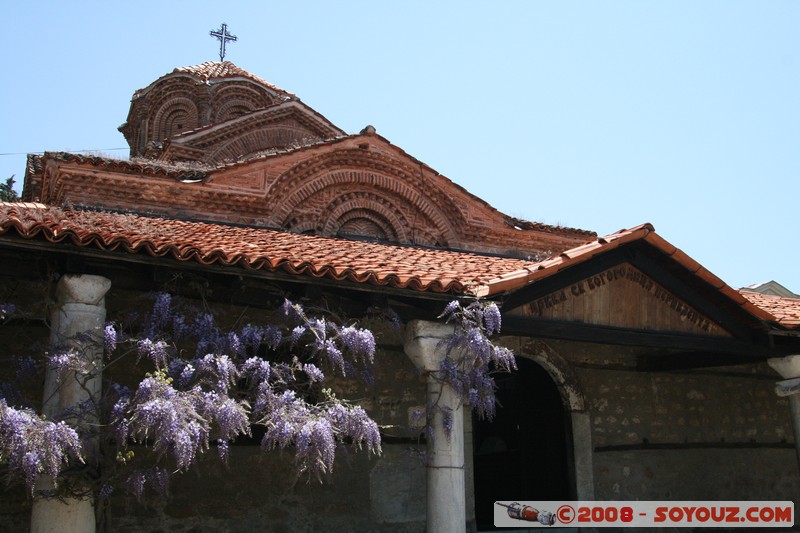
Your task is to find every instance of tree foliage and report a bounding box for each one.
[0,176,19,202]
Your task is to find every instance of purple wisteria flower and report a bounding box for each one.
[47,350,87,377]
[280,299,307,324]
[257,391,381,479]
[482,303,502,335]
[204,393,250,441]
[442,409,453,440]
[136,339,170,368]
[125,376,210,471]
[323,340,346,375]
[338,326,376,364]
[0,302,15,320]
[242,357,270,384]
[217,439,230,462]
[434,299,518,421]
[195,354,239,394]
[126,471,146,499]
[103,323,118,353]
[290,325,306,346]
[99,483,114,500]
[0,292,388,497]
[303,363,325,382]
[0,399,83,494]
[263,324,283,350]
[439,300,460,320]
[126,468,170,499]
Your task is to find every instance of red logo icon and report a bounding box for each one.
[557,505,575,524]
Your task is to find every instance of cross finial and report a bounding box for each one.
[210,23,237,62]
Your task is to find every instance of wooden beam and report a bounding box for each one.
[501,315,794,357]
[501,249,629,310]
[500,243,767,344]
[628,248,761,342]
[635,351,763,371]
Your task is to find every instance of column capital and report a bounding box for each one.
[768,354,800,379]
[404,320,456,372]
[55,274,111,307]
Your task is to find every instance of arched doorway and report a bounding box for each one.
[472,357,574,529]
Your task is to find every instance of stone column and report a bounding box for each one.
[767,354,800,473]
[30,274,111,533]
[405,320,465,533]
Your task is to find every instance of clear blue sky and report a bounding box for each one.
[1,2,798,293]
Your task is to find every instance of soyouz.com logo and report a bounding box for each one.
[494,501,794,528]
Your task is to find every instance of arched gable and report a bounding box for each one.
[266,150,469,246]
[206,125,323,163]
[210,83,276,123]
[152,97,200,142]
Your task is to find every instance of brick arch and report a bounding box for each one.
[152,97,199,142]
[321,195,409,242]
[282,214,320,234]
[206,126,321,163]
[268,151,468,246]
[335,211,394,241]
[211,84,275,123]
[122,77,205,156]
[273,171,452,246]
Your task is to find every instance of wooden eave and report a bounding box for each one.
[497,227,800,363]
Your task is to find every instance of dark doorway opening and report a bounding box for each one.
[473,357,573,530]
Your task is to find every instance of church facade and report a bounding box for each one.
[1,61,799,531]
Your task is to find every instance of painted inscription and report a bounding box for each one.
[529,264,716,332]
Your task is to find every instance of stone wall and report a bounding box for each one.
[0,282,433,532]
[540,339,799,503]
[108,444,427,533]
[2,280,798,531]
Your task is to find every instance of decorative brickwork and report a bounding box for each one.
[153,96,200,144]
[119,62,312,160]
[33,62,598,258]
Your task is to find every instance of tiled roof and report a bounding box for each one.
[47,151,210,178]
[133,62,294,100]
[739,290,800,329]
[0,204,534,296]
[487,223,780,326]
[0,203,794,331]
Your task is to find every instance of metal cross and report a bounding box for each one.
[210,23,237,61]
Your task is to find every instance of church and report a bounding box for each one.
[1,57,799,531]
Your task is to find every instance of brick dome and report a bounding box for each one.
[118,62,341,163]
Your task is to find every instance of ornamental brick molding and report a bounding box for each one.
[120,63,299,159]
[29,62,595,259]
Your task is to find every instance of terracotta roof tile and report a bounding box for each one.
[0,204,535,296]
[134,62,295,100]
[739,290,800,329]
[0,203,794,332]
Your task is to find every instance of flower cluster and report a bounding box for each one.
[118,374,210,471]
[103,323,117,353]
[0,399,83,494]
[256,388,380,479]
[125,467,169,500]
[0,291,386,500]
[101,294,382,493]
[437,300,517,423]
[47,349,91,378]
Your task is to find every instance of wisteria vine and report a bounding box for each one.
[0,294,516,502]
[0,294,382,498]
[433,300,517,438]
